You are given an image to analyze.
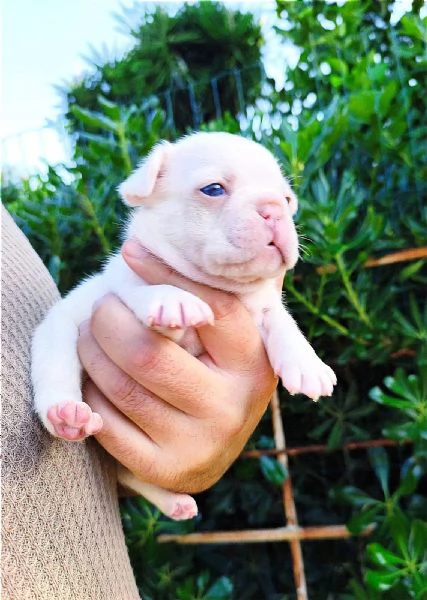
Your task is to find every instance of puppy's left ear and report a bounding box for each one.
[286,188,298,216]
[118,141,171,206]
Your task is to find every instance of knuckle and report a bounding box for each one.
[125,341,163,377]
[109,375,143,411]
[214,394,246,436]
[221,411,244,438]
[131,342,163,374]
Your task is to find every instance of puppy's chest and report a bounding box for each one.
[152,326,204,357]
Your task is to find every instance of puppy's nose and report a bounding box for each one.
[257,201,283,221]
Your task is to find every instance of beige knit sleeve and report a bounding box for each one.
[1,207,140,600]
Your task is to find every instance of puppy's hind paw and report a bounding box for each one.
[47,401,103,441]
[167,494,199,521]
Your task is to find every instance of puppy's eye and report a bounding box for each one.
[285,196,292,204]
[200,183,226,197]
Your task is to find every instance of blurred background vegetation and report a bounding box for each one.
[2,1,426,598]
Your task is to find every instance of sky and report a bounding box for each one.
[2,0,416,174]
[3,0,132,136]
[2,0,135,171]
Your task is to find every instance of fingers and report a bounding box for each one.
[86,295,224,418]
[78,321,191,439]
[122,240,270,372]
[83,381,166,485]
[84,382,220,493]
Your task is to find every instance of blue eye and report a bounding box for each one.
[200,183,226,197]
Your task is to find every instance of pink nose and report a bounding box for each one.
[257,201,284,221]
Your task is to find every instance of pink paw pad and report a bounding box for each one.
[47,401,103,441]
[169,496,199,521]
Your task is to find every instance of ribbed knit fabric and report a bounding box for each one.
[1,207,140,600]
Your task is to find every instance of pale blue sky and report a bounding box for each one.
[3,0,132,137]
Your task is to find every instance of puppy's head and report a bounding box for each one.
[119,132,299,291]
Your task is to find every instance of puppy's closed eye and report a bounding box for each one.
[200,183,226,197]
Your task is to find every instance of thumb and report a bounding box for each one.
[121,240,267,371]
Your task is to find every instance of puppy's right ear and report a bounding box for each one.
[118,141,171,206]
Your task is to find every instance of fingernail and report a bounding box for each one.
[122,239,148,259]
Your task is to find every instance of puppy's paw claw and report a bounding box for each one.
[142,292,214,329]
[47,401,103,441]
[274,355,337,401]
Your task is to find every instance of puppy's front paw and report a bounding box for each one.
[273,351,337,401]
[46,401,103,441]
[138,289,214,329]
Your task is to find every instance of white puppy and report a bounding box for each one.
[31,132,336,520]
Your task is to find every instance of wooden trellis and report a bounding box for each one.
[158,247,426,600]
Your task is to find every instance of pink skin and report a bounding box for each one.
[145,300,214,329]
[47,401,103,441]
[168,498,198,520]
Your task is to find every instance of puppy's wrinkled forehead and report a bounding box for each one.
[166,132,285,190]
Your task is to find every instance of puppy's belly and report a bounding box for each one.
[152,325,203,357]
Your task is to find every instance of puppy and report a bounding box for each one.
[31,132,336,520]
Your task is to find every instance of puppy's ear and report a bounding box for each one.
[118,141,171,206]
[286,188,298,216]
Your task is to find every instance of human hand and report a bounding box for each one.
[77,240,277,494]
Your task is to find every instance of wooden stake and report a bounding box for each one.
[316,246,427,275]
[242,437,412,459]
[157,524,375,545]
[270,389,308,600]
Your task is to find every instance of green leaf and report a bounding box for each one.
[387,510,411,558]
[378,81,398,116]
[400,15,427,41]
[70,106,119,133]
[399,259,425,281]
[395,457,425,498]
[409,520,427,562]
[97,95,121,120]
[366,543,404,568]
[369,387,412,410]
[331,486,379,508]
[328,57,348,77]
[348,505,381,535]
[365,569,402,592]
[47,255,62,284]
[382,422,416,441]
[368,447,390,497]
[327,421,343,448]
[349,579,381,600]
[348,91,376,122]
[259,456,287,486]
[205,576,233,599]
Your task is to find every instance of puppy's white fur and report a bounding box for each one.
[31,132,336,520]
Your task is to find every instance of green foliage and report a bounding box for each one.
[66,2,263,136]
[121,498,234,600]
[3,0,426,598]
